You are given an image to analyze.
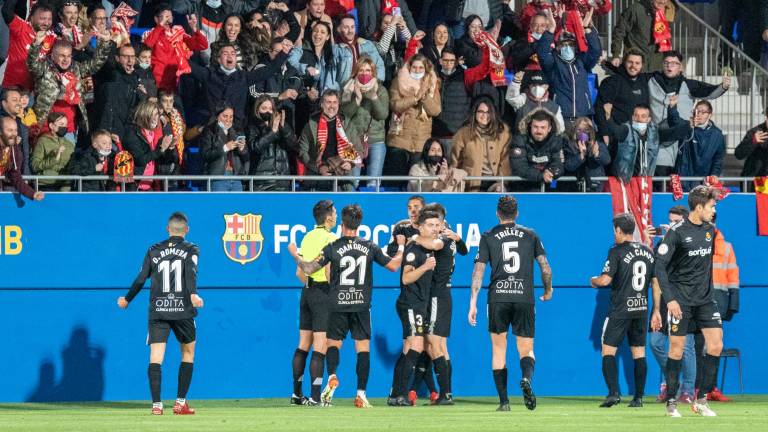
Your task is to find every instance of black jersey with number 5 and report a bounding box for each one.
[475,223,546,304]
[125,236,200,320]
[318,236,391,312]
[601,242,655,318]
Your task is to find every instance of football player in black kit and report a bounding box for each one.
[410,203,468,405]
[288,204,402,408]
[117,212,204,416]
[388,210,443,407]
[385,195,425,256]
[468,196,553,412]
[655,186,723,418]
[590,213,655,408]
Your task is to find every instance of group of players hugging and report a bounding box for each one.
[119,185,725,418]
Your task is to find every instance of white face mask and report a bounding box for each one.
[410,71,425,80]
[220,65,237,75]
[631,121,648,134]
[530,85,546,99]
[138,62,150,70]
[98,149,112,156]
[531,32,543,41]
[206,0,222,8]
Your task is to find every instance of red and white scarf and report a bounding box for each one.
[317,115,359,165]
[168,109,186,165]
[473,31,506,87]
[653,8,672,53]
[167,25,194,77]
[53,67,81,105]
[58,23,84,47]
[381,0,400,14]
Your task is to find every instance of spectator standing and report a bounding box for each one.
[30,112,75,191]
[610,0,674,72]
[408,138,466,192]
[421,23,452,70]
[373,13,413,85]
[669,100,725,191]
[562,116,610,192]
[432,48,470,156]
[288,21,343,95]
[537,9,600,126]
[600,103,659,182]
[735,109,768,178]
[66,129,116,191]
[506,11,547,72]
[506,70,565,134]
[335,15,386,84]
[247,95,296,191]
[122,100,178,191]
[0,116,43,200]
[509,108,565,191]
[158,90,187,179]
[210,13,259,71]
[1,0,54,90]
[200,105,249,191]
[340,56,389,187]
[294,0,333,38]
[385,54,441,178]
[356,0,418,40]
[248,37,303,132]
[595,49,649,146]
[0,87,31,174]
[451,97,512,192]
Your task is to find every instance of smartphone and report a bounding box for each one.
[236,135,246,142]
[392,6,401,16]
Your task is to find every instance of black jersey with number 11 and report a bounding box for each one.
[601,242,655,318]
[318,236,391,312]
[475,223,546,304]
[125,236,200,320]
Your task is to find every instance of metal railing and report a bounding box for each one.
[15,174,759,193]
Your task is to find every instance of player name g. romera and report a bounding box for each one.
[152,247,189,264]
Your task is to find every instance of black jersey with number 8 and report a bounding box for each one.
[475,223,546,304]
[318,236,391,312]
[601,242,655,318]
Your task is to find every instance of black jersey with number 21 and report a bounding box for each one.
[475,223,546,304]
[601,242,655,318]
[318,236,391,312]
[126,236,200,320]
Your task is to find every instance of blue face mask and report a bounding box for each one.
[631,121,648,134]
[206,0,222,8]
[531,32,543,41]
[559,46,575,62]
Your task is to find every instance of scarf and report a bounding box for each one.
[139,126,161,190]
[653,8,672,53]
[381,0,400,14]
[341,77,377,103]
[473,31,506,87]
[317,115,360,165]
[57,23,84,47]
[167,25,194,77]
[0,146,10,175]
[168,109,186,165]
[52,65,81,105]
[110,2,138,45]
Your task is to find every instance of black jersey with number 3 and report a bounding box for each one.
[125,236,200,320]
[475,223,546,304]
[400,242,433,306]
[318,236,391,312]
[601,242,655,318]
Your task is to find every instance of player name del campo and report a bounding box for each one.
[336,242,370,256]
[152,247,189,264]
[623,248,655,264]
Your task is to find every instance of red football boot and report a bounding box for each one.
[407,390,417,406]
[707,388,732,402]
[151,405,163,415]
[429,391,440,404]
[173,401,196,415]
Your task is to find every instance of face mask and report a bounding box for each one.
[55,128,68,138]
[531,32,542,41]
[259,112,272,121]
[357,73,373,85]
[98,149,112,157]
[578,131,589,142]
[631,121,648,134]
[530,85,546,99]
[218,121,230,131]
[220,65,237,75]
[559,46,575,62]
[441,66,454,76]
[410,71,425,80]
[138,62,150,70]
[206,0,222,8]
[427,155,443,165]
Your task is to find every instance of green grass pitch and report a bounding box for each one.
[2,396,767,431]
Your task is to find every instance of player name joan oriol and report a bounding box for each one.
[273,223,484,254]
[152,247,189,264]
[336,242,370,256]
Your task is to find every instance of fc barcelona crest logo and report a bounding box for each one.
[222,213,264,265]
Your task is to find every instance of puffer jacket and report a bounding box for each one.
[27,38,113,134]
[433,68,471,136]
[510,108,566,189]
[450,123,512,192]
[387,75,442,153]
[247,118,296,191]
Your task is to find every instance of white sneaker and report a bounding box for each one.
[692,399,717,417]
[354,393,372,408]
[666,399,682,418]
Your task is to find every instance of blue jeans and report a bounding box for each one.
[649,331,696,394]
[352,142,386,187]
[210,179,243,192]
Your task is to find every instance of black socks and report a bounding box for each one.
[326,346,340,376]
[356,352,370,391]
[148,363,161,403]
[665,357,683,401]
[700,354,721,396]
[520,356,535,381]
[493,368,509,404]
[602,355,618,396]
[433,356,450,398]
[292,348,309,396]
[633,357,647,399]
[177,362,193,400]
[309,352,325,402]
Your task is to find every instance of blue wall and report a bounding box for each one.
[0,193,766,402]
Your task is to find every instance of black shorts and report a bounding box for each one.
[668,301,722,337]
[397,302,427,339]
[299,282,330,333]
[428,296,452,337]
[487,302,535,337]
[327,310,371,341]
[147,318,196,345]
[601,315,647,347]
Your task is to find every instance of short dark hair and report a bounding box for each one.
[46,111,66,125]
[321,89,340,102]
[341,204,363,231]
[1,86,21,101]
[154,3,172,17]
[613,213,635,235]
[440,48,456,58]
[138,44,152,55]
[91,129,112,141]
[688,185,718,211]
[312,200,335,225]
[695,100,713,114]
[168,211,189,226]
[422,203,446,219]
[634,103,651,114]
[668,205,689,218]
[88,4,106,18]
[408,195,425,206]
[30,3,53,16]
[529,109,554,129]
[417,210,441,226]
[623,47,645,63]
[662,50,683,63]
[497,195,518,220]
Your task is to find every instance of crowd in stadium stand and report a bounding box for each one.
[1,0,767,197]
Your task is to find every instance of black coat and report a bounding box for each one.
[433,68,471,136]
[66,146,115,192]
[200,125,250,175]
[121,124,178,175]
[510,131,566,191]
[249,63,304,131]
[94,66,154,139]
[735,123,768,177]
[455,36,483,68]
[247,118,296,190]
[356,0,417,39]
[595,68,650,137]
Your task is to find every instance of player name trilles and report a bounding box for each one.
[152,247,189,264]
[493,227,526,240]
[336,242,370,256]
[622,248,655,264]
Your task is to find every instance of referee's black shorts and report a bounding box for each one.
[299,280,330,333]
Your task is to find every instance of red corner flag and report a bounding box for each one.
[756,177,768,236]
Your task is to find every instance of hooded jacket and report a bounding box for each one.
[510,108,566,190]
